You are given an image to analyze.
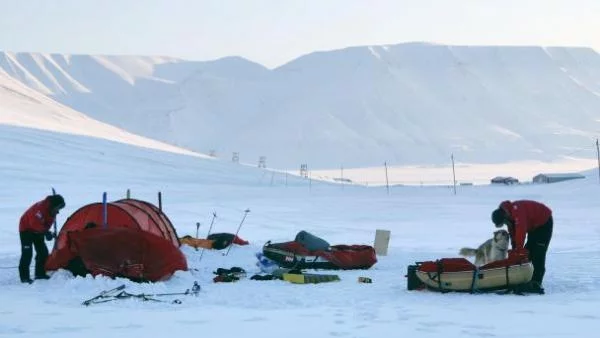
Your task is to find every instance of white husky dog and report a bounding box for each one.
[459,229,510,266]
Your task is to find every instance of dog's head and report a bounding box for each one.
[493,229,509,249]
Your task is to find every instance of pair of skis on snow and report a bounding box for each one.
[82,281,201,306]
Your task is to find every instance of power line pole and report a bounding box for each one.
[451,154,457,195]
[384,162,390,195]
[596,139,600,184]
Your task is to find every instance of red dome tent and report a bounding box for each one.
[46,198,187,282]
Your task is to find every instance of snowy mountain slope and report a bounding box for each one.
[0,67,207,158]
[2,43,600,169]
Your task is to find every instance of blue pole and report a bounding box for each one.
[102,192,107,229]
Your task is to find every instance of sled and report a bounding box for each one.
[262,230,377,270]
[282,272,340,284]
[263,241,376,270]
[406,255,533,293]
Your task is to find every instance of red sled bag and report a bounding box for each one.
[262,241,377,270]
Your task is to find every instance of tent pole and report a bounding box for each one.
[102,192,108,229]
[158,191,162,211]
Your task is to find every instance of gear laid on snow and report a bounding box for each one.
[82,282,200,306]
[213,267,247,283]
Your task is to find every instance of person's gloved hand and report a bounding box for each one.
[508,248,528,260]
[44,231,56,241]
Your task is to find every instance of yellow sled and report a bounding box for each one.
[282,273,340,284]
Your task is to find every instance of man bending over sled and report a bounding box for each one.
[491,200,553,294]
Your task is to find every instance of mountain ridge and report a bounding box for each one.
[1,42,600,169]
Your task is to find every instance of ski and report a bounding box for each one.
[82,284,126,306]
[81,282,200,306]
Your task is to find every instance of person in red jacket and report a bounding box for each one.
[18,194,66,283]
[491,200,553,294]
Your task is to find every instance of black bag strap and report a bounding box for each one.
[469,266,480,294]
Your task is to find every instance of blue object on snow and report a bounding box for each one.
[256,252,278,274]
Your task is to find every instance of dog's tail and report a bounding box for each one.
[459,247,478,257]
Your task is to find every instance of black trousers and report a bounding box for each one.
[525,216,553,284]
[18,231,48,281]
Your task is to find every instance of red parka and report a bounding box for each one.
[499,200,552,249]
[19,199,56,233]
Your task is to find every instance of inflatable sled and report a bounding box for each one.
[406,254,533,293]
[262,231,377,270]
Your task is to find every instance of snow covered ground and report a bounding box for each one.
[1,123,599,338]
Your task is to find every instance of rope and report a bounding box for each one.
[469,266,480,294]
[436,260,444,292]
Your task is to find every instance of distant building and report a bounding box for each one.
[491,176,519,185]
[532,173,585,184]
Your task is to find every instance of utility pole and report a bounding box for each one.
[451,154,457,195]
[596,139,600,184]
[384,162,390,195]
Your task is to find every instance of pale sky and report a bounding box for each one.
[1,0,598,68]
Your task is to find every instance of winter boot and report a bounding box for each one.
[519,281,545,294]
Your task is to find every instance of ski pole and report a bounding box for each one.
[198,212,217,264]
[223,209,250,256]
[195,222,201,251]
[143,283,201,297]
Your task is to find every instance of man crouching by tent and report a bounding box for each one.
[18,194,65,283]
